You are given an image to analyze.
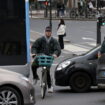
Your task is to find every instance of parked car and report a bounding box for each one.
[55,45,100,92]
[0,68,35,105]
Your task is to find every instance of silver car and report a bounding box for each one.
[0,68,35,105]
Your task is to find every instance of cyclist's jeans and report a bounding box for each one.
[32,64,52,88]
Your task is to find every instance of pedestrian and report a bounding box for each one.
[57,1,61,17]
[78,0,82,15]
[78,0,84,16]
[87,0,94,12]
[31,26,61,93]
[57,19,66,49]
[60,3,65,17]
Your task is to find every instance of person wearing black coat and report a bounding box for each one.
[31,26,61,92]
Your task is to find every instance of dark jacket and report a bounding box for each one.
[31,36,61,57]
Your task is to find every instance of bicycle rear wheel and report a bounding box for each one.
[41,70,47,99]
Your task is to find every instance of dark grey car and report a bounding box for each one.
[0,68,35,105]
[55,46,100,92]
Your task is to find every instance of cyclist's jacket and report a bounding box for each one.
[31,36,61,57]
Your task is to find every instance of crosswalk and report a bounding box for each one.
[64,42,96,55]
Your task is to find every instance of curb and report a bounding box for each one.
[30,16,97,21]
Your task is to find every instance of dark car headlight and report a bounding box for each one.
[56,60,71,71]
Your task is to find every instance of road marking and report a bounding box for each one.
[61,50,71,54]
[72,43,92,49]
[30,30,43,35]
[85,42,96,46]
[82,37,96,41]
[64,44,89,54]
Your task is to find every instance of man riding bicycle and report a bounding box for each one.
[31,26,61,93]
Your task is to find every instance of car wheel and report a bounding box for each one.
[0,86,22,105]
[70,72,91,92]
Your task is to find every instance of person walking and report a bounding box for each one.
[57,19,66,49]
[57,1,61,17]
[87,0,94,12]
[60,3,65,17]
[31,26,61,93]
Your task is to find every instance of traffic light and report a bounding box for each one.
[98,17,105,26]
[44,1,48,6]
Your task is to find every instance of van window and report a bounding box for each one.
[0,0,27,65]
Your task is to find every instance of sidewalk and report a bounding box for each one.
[29,10,97,21]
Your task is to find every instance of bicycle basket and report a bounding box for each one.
[36,55,54,66]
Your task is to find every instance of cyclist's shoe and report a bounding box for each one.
[34,75,39,80]
[48,86,53,93]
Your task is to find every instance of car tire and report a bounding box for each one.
[70,72,91,92]
[0,86,22,105]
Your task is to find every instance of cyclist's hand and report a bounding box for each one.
[31,54,36,58]
[52,54,57,58]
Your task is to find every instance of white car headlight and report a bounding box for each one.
[57,60,71,71]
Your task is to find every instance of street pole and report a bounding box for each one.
[97,18,101,45]
[45,0,48,18]
[49,0,52,29]
[96,0,101,45]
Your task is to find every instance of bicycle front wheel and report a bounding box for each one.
[41,70,47,99]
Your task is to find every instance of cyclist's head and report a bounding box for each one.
[45,26,52,38]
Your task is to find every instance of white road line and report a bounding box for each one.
[82,37,96,41]
[61,50,71,54]
[64,44,89,54]
[72,43,92,49]
[85,42,96,46]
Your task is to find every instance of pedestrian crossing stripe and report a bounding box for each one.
[64,44,89,53]
[85,42,96,46]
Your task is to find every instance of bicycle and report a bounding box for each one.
[70,8,78,18]
[34,54,54,99]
